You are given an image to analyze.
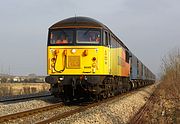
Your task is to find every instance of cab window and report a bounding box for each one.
[76,28,101,44]
[49,29,74,45]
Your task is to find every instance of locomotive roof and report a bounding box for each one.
[49,16,128,50]
[49,16,108,29]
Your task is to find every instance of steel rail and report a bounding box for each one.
[0,103,64,123]
[128,89,157,124]
[0,94,52,103]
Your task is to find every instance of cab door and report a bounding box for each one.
[103,30,111,74]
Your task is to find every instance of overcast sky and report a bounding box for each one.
[0,0,179,76]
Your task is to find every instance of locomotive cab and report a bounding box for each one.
[47,28,110,76]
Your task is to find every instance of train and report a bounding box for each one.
[45,16,156,102]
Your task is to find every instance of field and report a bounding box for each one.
[0,83,50,97]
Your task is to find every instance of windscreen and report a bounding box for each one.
[49,29,74,45]
[76,28,101,44]
[48,28,101,45]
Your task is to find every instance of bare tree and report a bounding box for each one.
[161,48,180,82]
[161,48,180,95]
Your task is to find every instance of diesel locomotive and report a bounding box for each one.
[45,17,155,101]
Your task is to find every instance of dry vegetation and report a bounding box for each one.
[0,83,50,97]
[140,48,180,123]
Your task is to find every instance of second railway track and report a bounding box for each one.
[129,85,158,124]
[0,92,52,103]
[0,102,64,123]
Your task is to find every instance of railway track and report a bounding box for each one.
[0,89,132,123]
[0,102,64,123]
[129,87,157,124]
[0,85,154,123]
[36,102,101,124]
[0,92,52,103]
[36,88,142,124]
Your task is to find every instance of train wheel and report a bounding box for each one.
[101,92,107,99]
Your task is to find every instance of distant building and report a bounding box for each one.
[28,73,37,77]
[13,76,21,82]
[0,74,46,83]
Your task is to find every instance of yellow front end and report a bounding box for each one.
[47,46,110,75]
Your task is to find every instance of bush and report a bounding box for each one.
[161,48,180,83]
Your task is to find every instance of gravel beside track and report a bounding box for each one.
[0,84,157,124]
[3,104,78,124]
[0,96,61,116]
[52,84,156,124]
